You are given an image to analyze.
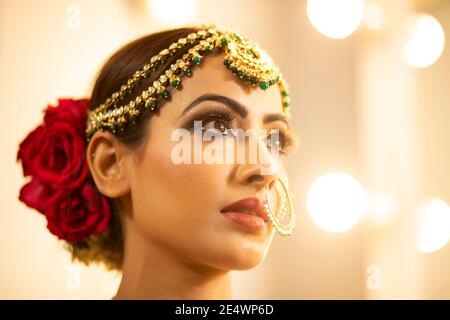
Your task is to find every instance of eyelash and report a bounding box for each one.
[269,126,296,155]
[183,105,296,155]
[184,105,237,132]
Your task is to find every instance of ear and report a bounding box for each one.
[86,131,131,198]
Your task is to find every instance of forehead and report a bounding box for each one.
[161,52,285,120]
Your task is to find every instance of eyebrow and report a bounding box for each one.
[263,113,290,128]
[180,93,290,127]
[180,93,248,118]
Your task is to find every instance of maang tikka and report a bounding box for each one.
[86,24,291,141]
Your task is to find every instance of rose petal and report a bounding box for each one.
[19,178,54,214]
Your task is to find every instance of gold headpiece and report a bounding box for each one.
[86,25,291,141]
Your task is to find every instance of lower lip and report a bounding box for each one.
[221,211,267,233]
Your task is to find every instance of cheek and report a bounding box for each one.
[130,133,231,244]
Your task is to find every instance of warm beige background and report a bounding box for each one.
[0,0,448,299]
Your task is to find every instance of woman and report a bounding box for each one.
[17,25,298,299]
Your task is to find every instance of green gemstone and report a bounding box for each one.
[193,56,201,64]
[250,77,258,85]
[221,37,228,46]
[145,100,156,110]
[283,101,290,107]
[260,81,269,90]
[171,79,180,89]
[110,125,117,133]
[282,90,289,97]
[183,68,191,76]
[223,59,231,67]
[161,90,169,99]
[238,71,245,78]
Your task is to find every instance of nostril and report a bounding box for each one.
[247,174,264,184]
[267,179,277,190]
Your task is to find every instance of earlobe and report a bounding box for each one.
[86,131,130,198]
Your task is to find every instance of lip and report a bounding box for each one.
[220,197,269,233]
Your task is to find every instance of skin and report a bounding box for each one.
[87,52,294,299]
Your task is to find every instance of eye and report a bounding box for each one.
[266,128,295,155]
[202,117,233,136]
[266,129,283,151]
[183,105,238,136]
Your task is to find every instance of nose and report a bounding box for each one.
[234,131,280,192]
[237,165,277,191]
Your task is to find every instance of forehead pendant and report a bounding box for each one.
[86,25,290,140]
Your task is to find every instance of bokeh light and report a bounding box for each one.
[148,0,197,26]
[404,14,446,68]
[417,198,450,253]
[307,0,365,39]
[307,173,366,233]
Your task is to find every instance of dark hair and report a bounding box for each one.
[68,27,201,271]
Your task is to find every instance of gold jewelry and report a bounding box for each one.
[263,177,296,237]
[86,24,291,141]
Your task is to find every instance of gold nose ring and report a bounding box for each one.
[263,177,296,236]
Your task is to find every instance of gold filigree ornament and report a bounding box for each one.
[86,24,291,141]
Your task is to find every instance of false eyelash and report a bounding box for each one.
[183,105,237,131]
[182,105,299,154]
[273,126,299,155]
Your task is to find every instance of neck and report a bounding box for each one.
[113,225,232,300]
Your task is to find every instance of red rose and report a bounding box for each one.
[17,99,90,189]
[44,99,89,134]
[17,98,112,242]
[46,183,112,242]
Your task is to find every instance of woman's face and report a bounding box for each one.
[126,53,294,270]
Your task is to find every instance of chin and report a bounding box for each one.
[207,244,270,271]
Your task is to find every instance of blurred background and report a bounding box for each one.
[1,0,449,299]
